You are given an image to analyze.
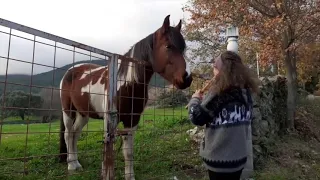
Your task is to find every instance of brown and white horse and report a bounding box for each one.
[59,15,192,180]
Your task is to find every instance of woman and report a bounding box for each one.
[187,51,259,180]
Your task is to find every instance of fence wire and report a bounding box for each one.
[110,59,210,180]
[0,18,209,180]
[0,21,111,180]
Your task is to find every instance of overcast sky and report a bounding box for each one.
[0,0,190,75]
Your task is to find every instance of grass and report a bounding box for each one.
[0,107,206,180]
[1,99,320,180]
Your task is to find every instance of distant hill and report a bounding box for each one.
[0,60,169,94]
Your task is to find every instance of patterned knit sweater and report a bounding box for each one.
[187,86,253,173]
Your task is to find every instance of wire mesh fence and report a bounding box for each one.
[113,70,209,180]
[0,18,209,180]
[0,18,113,180]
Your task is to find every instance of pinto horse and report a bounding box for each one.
[59,15,192,180]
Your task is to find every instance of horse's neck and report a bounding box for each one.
[118,33,154,93]
[128,68,154,93]
[127,36,154,83]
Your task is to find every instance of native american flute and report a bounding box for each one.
[184,76,215,109]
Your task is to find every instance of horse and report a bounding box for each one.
[58,15,193,180]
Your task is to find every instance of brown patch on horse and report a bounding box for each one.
[61,64,108,119]
[116,69,154,128]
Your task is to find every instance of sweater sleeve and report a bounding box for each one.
[188,87,245,126]
[187,97,212,126]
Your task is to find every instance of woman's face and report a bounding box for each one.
[213,55,223,76]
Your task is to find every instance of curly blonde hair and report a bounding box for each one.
[210,51,260,95]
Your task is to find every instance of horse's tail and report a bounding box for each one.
[59,111,67,163]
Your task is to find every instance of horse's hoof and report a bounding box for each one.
[76,166,83,171]
[68,163,78,172]
[68,166,76,171]
[75,161,83,171]
[125,176,135,180]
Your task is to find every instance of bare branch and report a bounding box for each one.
[247,0,279,17]
[294,24,316,40]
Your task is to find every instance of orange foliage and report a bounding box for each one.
[183,0,320,79]
[297,43,320,82]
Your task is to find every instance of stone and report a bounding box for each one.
[187,127,204,143]
[252,135,259,142]
[186,127,198,136]
[253,145,263,154]
[251,126,260,137]
[259,120,269,136]
[311,150,318,155]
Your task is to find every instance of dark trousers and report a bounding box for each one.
[208,168,243,180]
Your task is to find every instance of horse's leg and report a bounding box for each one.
[122,126,137,180]
[71,112,89,170]
[62,111,77,171]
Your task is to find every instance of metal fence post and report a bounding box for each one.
[102,54,118,180]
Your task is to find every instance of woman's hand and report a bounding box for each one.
[192,89,203,99]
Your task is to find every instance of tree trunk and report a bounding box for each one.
[284,50,297,130]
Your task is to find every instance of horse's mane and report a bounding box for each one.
[118,33,154,83]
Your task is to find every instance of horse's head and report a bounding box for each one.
[151,15,192,90]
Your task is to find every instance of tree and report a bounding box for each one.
[190,73,213,99]
[0,91,43,120]
[297,42,320,90]
[183,0,320,130]
[155,88,190,108]
[39,87,61,123]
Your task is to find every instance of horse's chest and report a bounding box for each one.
[116,87,148,114]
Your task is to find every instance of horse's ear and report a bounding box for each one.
[161,15,170,34]
[175,19,182,32]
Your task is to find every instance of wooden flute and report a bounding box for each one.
[184,76,215,109]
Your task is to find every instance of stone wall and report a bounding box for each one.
[251,76,287,165]
[186,75,288,169]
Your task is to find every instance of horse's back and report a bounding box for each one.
[61,63,103,84]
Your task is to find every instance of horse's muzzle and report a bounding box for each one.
[176,72,193,90]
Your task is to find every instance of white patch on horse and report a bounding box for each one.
[81,77,107,118]
[130,45,135,58]
[60,63,95,100]
[116,45,138,91]
[70,112,88,170]
[60,75,66,100]
[62,110,89,171]
[122,126,137,180]
[79,66,107,80]
[185,61,191,77]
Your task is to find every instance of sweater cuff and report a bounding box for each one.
[187,97,201,110]
[189,97,201,104]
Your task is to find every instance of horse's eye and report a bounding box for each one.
[166,45,172,49]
